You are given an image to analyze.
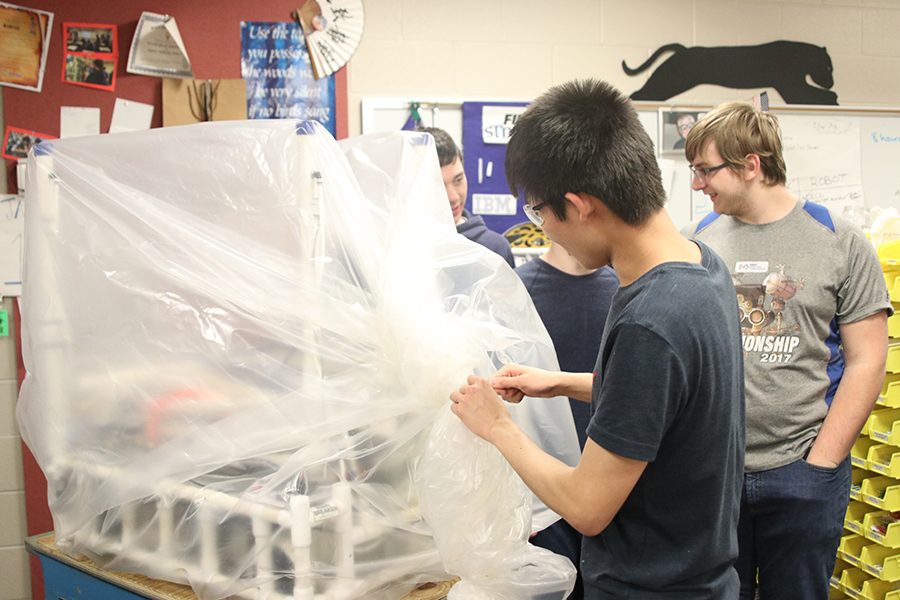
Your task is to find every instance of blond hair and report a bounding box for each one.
[685,102,787,186]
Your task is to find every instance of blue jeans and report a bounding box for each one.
[736,456,851,600]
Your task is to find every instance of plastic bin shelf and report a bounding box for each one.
[855,469,870,502]
[887,344,900,375]
[891,314,900,341]
[868,408,900,447]
[848,501,881,535]
[862,578,900,599]
[841,534,875,567]
[871,445,900,479]
[879,374,900,409]
[861,543,900,582]
[887,268,900,304]
[857,438,884,470]
[861,476,900,511]
[864,511,900,549]
[840,557,858,584]
[839,566,868,598]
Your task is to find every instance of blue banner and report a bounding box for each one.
[461,101,530,235]
[240,21,335,135]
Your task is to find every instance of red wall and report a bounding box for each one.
[3,0,348,193]
[4,3,348,598]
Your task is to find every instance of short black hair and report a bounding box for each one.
[418,127,461,167]
[506,79,666,225]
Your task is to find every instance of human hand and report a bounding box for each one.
[489,363,556,403]
[449,375,512,442]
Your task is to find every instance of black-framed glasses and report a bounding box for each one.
[523,200,548,226]
[689,162,728,181]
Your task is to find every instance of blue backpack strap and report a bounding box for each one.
[801,200,836,233]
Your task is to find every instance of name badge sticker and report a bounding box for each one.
[735,261,769,273]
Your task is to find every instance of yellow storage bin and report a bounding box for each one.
[888,343,900,375]
[840,566,868,597]
[880,374,900,409]
[869,408,900,446]
[860,476,900,512]
[864,511,900,549]
[861,544,900,582]
[855,469,870,501]
[871,445,900,479]
[849,501,881,535]
[891,314,900,340]
[858,438,884,469]
[864,578,900,599]
[841,533,874,566]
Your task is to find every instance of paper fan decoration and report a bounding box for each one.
[296,0,364,79]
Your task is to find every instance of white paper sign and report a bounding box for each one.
[1,195,24,297]
[127,12,193,78]
[60,106,100,138]
[472,193,517,216]
[110,98,154,133]
[481,105,527,145]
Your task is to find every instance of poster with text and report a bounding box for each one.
[461,101,530,237]
[240,21,334,135]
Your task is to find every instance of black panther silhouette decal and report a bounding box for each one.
[623,41,838,105]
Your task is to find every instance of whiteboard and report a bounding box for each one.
[361,97,900,230]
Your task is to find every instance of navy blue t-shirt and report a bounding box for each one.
[516,257,619,449]
[584,241,745,598]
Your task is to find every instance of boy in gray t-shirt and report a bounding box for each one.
[685,102,891,600]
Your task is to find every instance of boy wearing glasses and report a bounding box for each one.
[450,79,745,598]
[685,102,890,600]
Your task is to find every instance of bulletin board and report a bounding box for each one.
[3,4,349,600]
[1,0,349,195]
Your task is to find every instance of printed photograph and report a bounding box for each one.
[2,125,55,160]
[63,54,116,90]
[64,23,115,54]
[661,109,706,155]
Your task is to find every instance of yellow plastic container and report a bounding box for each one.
[848,501,881,535]
[880,374,900,409]
[864,511,900,549]
[887,344,900,375]
[871,445,900,479]
[869,408,900,446]
[864,577,900,599]
[855,469,870,501]
[840,566,867,597]
[841,533,874,566]
[890,314,900,340]
[858,437,884,469]
[860,544,900,582]
[861,476,900,512]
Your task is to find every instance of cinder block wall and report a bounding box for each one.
[348,0,900,135]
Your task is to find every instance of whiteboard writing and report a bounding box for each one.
[780,115,863,213]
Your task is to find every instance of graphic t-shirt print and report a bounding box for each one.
[733,261,803,364]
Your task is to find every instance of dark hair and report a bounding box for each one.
[418,127,461,167]
[506,79,665,225]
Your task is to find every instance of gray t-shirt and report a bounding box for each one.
[688,200,891,472]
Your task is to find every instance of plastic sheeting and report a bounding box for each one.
[17,120,579,599]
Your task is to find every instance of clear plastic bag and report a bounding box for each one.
[18,120,578,599]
